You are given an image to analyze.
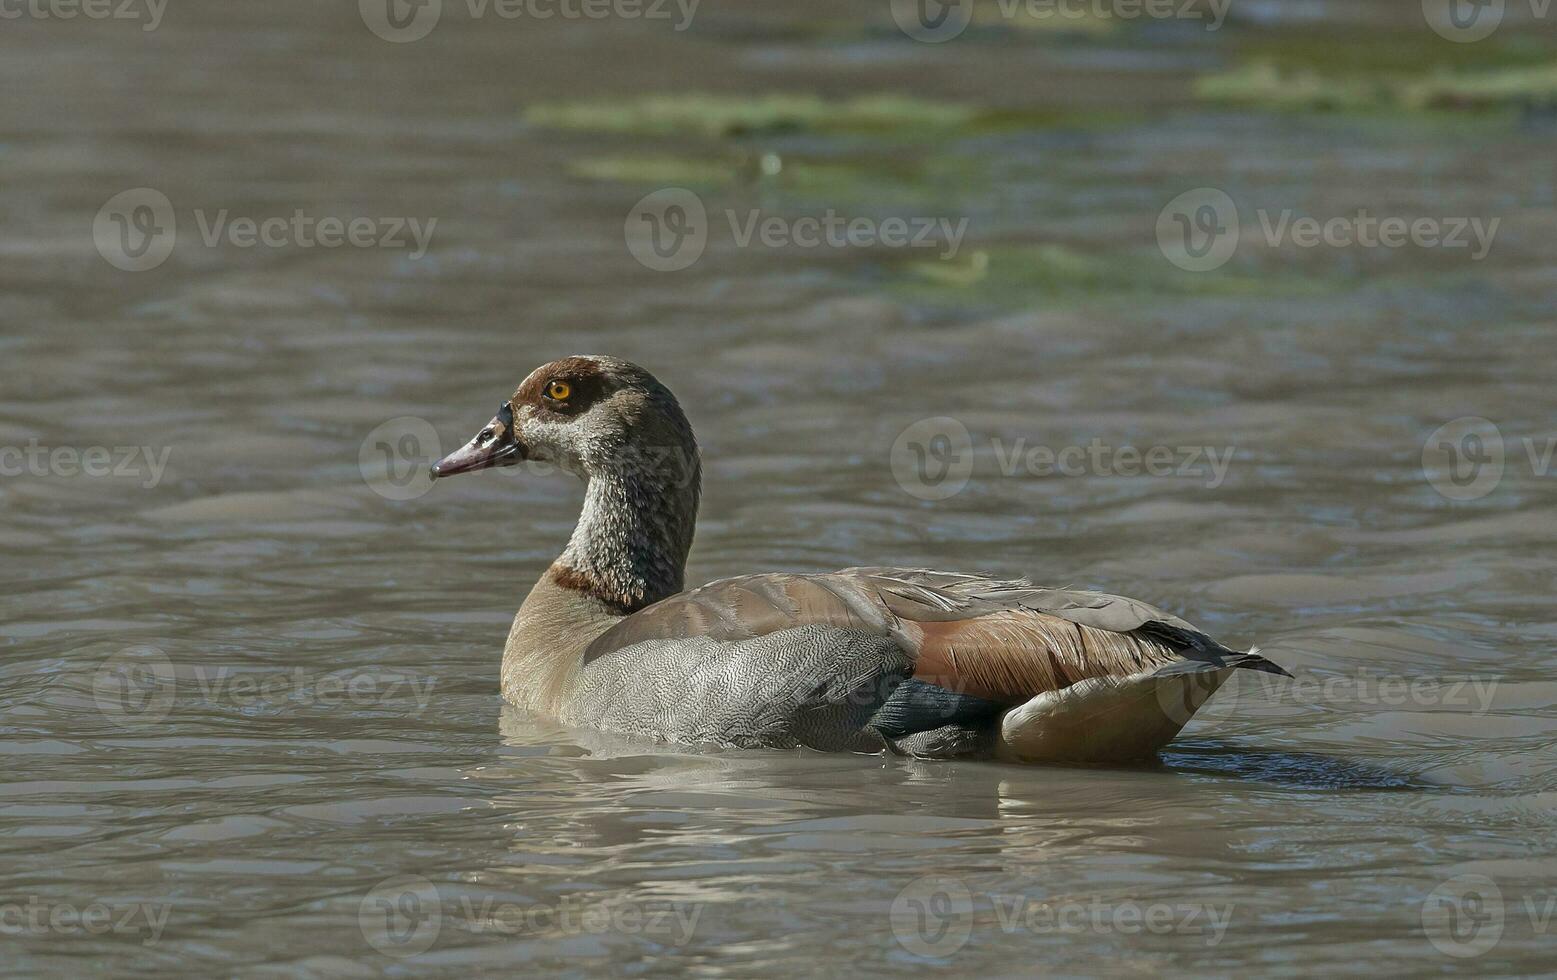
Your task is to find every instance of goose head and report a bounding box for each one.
[431,355,698,487]
[431,356,701,612]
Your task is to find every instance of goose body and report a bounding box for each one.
[432,356,1288,764]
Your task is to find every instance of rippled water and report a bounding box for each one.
[4,1,1556,975]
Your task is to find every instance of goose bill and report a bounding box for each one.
[431,406,526,478]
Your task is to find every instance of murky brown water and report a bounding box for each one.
[4,1,1557,975]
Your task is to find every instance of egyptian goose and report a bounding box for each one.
[431,356,1288,763]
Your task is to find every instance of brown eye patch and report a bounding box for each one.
[514,356,608,417]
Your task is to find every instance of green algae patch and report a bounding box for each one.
[527,94,979,139]
[1196,60,1390,112]
[569,155,736,187]
[1198,58,1557,113]
[1409,62,1557,110]
[1196,28,1557,114]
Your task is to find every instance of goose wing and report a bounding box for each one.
[583,567,1287,709]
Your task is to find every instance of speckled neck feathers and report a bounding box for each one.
[550,378,700,614]
[552,460,699,613]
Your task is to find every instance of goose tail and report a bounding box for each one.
[994,649,1286,765]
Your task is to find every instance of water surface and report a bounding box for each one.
[3,2,1556,975]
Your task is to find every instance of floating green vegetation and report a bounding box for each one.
[892,243,1334,311]
[527,94,978,139]
[527,92,1133,140]
[1411,61,1557,110]
[1197,29,1557,113]
[569,155,736,186]
[1196,60,1392,112]
[1199,58,1557,113]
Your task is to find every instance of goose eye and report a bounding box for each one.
[545,380,572,401]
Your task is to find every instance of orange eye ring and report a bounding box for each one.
[545,380,572,401]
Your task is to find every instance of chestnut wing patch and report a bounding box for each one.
[903,610,1184,704]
